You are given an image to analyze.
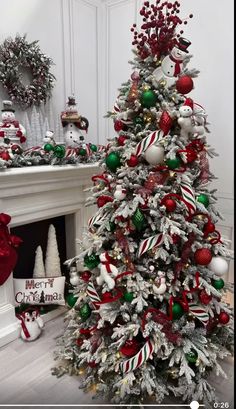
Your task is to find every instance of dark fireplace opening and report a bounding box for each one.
[11,216,67,279]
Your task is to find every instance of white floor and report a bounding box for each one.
[0,316,233,407]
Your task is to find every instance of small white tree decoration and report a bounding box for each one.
[45,224,62,277]
[33,245,46,278]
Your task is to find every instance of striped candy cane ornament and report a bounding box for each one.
[180,181,196,215]
[87,282,101,307]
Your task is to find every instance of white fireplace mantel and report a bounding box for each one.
[0,164,100,346]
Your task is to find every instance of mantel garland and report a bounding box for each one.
[0,34,55,108]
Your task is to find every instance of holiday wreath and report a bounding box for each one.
[0,34,55,108]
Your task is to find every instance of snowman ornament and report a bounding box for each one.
[69,266,80,286]
[153,271,167,295]
[114,185,127,200]
[96,252,119,290]
[178,98,205,139]
[0,101,26,146]
[61,96,89,148]
[17,309,44,342]
[153,37,191,87]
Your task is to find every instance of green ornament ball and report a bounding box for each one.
[105,152,121,172]
[185,349,198,364]
[171,302,184,320]
[132,208,146,231]
[54,145,66,158]
[212,278,225,290]
[197,194,209,208]
[66,293,78,308]
[84,253,100,269]
[133,116,144,126]
[123,292,134,302]
[90,144,98,152]
[79,148,87,156]
[166,157,182,170]
[79,303,92,321]
[108,221,116,232]
[140,90,157,108]
[44,143,54,152]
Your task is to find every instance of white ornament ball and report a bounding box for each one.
[144,145,165,165]
[208,256,229,276]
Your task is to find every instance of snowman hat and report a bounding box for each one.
[1,100,15,112]
[61,96,89,131]
[183,98,194,110]
[176,37,191,53]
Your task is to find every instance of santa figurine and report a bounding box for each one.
[61,96,89,148]
[0,100,26,146]
[153,37,191,87]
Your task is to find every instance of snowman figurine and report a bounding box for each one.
[0,100,26,146]
[61,96,89,148]
[18,309,44,342]
[178,98,205,139]
[153,37,191,87]
[114,185,127,201]
[153,271,167,295]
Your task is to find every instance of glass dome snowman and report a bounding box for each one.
[0,100,26,146]
[61,96,89,148]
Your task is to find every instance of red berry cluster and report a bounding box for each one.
[131,1,193,60]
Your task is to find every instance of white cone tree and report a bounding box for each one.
[45,224,62,277]
[33,245,46,278]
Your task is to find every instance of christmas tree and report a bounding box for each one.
[53,2,234,406]
[33,245,46,278]
[45,224,62,277]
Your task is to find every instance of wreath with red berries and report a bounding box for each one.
[0,35,55,108]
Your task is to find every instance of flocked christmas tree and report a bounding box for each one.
[53,2,234,406]
[33,245,46,278]
[45,224,62,278]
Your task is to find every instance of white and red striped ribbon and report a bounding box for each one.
[189,303,209,325]
[135,130,164,157]
[138,233,163,257]
[87,282,101,305]
[119,338,154,373]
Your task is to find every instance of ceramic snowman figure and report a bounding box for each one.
[114,185,127,200]
[97,252,119,290]
[178,98,205,139]
[61,96,89,148]
[153,37,191,87]
[0,100,26,146]
[69,266,80,286]
[153,271,167,295]
[18,310,44,342]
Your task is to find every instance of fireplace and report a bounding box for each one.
[0,163,100,346]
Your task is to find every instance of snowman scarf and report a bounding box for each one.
[169,55,182,77]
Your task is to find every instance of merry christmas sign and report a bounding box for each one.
[13,276,66,306]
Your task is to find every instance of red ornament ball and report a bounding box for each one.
[127,154,139,167]
[176,76,194,94]
[97,195,113,208]
[198,290,212,305]
[0,151,11,161]
[186,149,198,163]
[114,120,124,132]
[163,198,176,212]
[203,221,215,237]
[120,339,140,357]
[80,271,91,282]
[76,338,84,347]
[88,361,98,368]
[218,311,230,325]
[117,135,127,146]
[194,248,212,265]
